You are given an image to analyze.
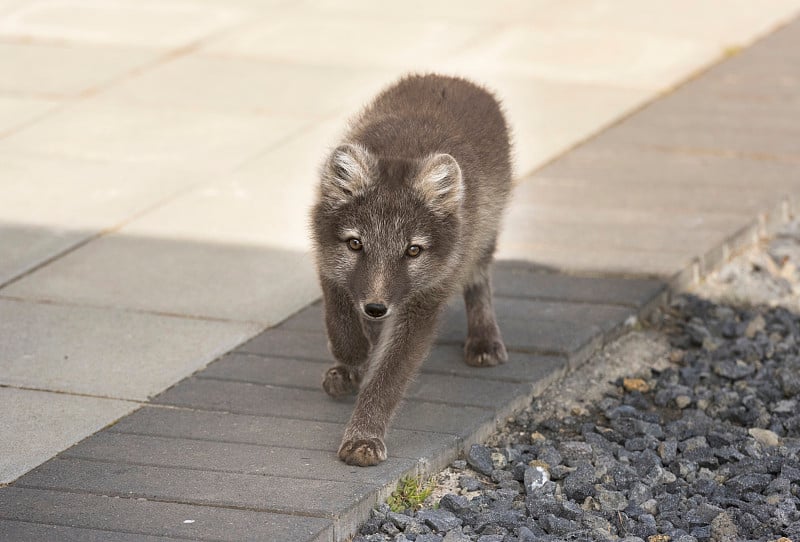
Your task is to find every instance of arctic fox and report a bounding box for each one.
[310,74,512,466]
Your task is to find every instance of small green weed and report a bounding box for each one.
[386,475,435,512]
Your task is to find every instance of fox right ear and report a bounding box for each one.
[320,144,374,206]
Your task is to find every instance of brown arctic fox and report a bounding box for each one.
[310,74,512,466]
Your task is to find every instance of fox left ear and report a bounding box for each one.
[320,143,375,207]
[414,153,464,216]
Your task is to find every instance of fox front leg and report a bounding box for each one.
[338,300,441,466]
[321,278,371,398]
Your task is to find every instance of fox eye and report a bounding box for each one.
[347,238,363,251]
[406,245,422,258]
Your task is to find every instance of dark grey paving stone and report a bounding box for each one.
[64,432,418,485]
[278,301,325,332]
[199,354,532,410]
[212,337,568,385]
[438,311,602,356]
[17,458,371,519]
[154,378,494,438]
[423,344,568,385]
[492,263,665,307]
[591,74,800,157]
[0,487,333,542]
[154,377,354,420]
[514,173,783,217]
[492,297,635,332]
[109,406,459,461]
[202,352,328,388]
[238,328,330,360]
[535,142,800,191]
[0,520,183,542]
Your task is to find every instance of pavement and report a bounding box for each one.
[1,1,800,541]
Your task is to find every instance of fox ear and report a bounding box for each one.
[320,144,374,206]
[414,153,463,216]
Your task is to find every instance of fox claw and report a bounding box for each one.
[322,365,360,398]
[338,437,387,466]
[464,336,508,367]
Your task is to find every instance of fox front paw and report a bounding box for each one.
[322,365,360,398]
[338,436,387,466]
[464,336,508,367]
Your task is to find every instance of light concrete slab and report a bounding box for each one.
[449,23,716,90]
[2,235,320,325]
[500,209,732,254]
[115,118,343,255]
[495,241,695,278]
[94,52,390,118]
[0,94,56,136]
[520,0,800,50]
[509,175,786,216]
[0,0,26,16]
[0,153,206,286]
[0,298,260,400]
[0,0,248,48]
[0,102,311,173]
[203,13,489,71]
[0,41,155,98]
[0,387,138,484]
[307,0,555,24]
[478,76,649,176]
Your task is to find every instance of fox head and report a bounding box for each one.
[311,143,464,320]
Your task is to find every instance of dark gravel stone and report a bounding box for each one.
[361,265,800,542]
[725,473,773,494]
[712,359,756,379]
[361,516,383,535]
[523,466,548,494]
[417,510,462,533]
[388,512,413,529]
[438,494,470,517]
[467,444,494,476]
[563,463,596,501]
[441,529,470,542]
[459,476,482,492]
[597,489,627,511]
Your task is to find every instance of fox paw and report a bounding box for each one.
[464,336,508,367]
[338,437,387,466]
[322,365,360,398]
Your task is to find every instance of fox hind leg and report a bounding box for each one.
[462,257,508,367]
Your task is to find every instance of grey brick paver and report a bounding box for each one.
[17,458,373,519]
[0,522,186,542]
[108,406,460,461]
[422,345,569,384]
[153,377,496,438]
[63,432,419,484]
[238,328,331,360]
[491,263,666,307]
[438,315,602,355]
[199,354,533,409]
[0,487,334,542]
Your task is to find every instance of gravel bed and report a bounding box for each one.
[354,223,800,542]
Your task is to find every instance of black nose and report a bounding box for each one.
[364,303,388,318]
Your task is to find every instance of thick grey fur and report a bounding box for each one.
[310,73,513,466]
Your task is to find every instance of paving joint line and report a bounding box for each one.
[0,518,195,542]
[56,453,401,485]
[104,427,456,460]
[10,483,336,520]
